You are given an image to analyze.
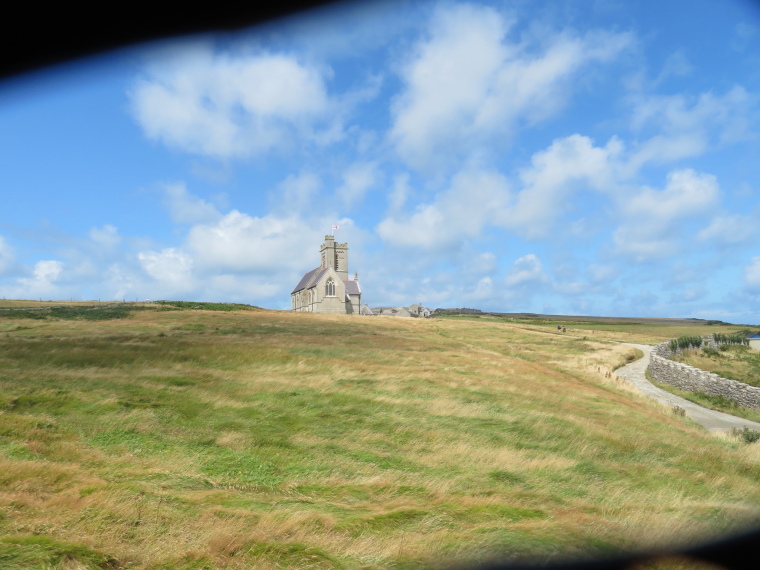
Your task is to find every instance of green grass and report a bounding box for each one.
[646,371,760,424]
[0,304,147,320]
[0,536,119,569]
[155,300,258,311]
[0,305,758,568]
[674,345,760,388]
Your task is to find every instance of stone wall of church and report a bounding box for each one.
[318,295,349,314]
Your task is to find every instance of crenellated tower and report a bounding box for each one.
[320,235,348,280]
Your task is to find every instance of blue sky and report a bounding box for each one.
[2,0,760,323]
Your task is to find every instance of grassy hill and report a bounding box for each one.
[0,303,758,568]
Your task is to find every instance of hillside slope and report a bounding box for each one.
[0,305,758,568]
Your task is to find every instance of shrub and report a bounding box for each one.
[713,332,749,347]
[670,336,703,352]
[730,426,760,444]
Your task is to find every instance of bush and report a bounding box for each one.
[730,426,760,444]
[669,336,703,352]
[713,332,749,347]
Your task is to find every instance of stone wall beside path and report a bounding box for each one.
[648,337,760,410]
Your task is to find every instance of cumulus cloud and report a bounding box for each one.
[387,173,412,212]
[697,214,756,245]
[506,134,622,238]
[336,162,378,208]
[88,225,121,248]
[0,236,15,275]
[186,210,325,274]
[588,264,619,285]
[390,3,632,171]
[466,276,494,301]
[613,169,720,260]
[623,169,719,220]
[8,260,66,299]
[163,182,222,224]
[628,87,757,170]
[505,254,547,288]
[466,252,497,275]
[376,169,511,249]
[275,172,322,214]
[138,248,193,286]
[745,257,760,293]
[130,42,335,158]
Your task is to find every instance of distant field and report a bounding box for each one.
[0,302,758,568]
[434,310,734,327]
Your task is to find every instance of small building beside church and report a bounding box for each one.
[371,305,431,318]
[291,235,361,314]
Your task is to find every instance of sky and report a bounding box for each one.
[2,0,760,323]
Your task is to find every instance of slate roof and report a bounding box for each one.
[291,267,327,294]
[344,280,361,296]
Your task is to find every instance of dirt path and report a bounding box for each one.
[616,343,760,432]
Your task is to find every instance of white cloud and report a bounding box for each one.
[88,225,121,248]
[466,252,497,275]
[138,248,194,287]
[628,87,756,170]
[186,210,325,274]
[275,172,322,213]
[655,51,693,83]
[670,285,705,303]
[130,42,334,158]
[466,276,494,301]
[388,173,412,212]
[163,182,221,224]
[390,3,631,171]
[376,169,511,249]
[336,162,378,208]
[8,260,66,299]
[612,169,720,261]
[588,264,619,285]
[698,214,756,245]
[622,169,719,221]
[505,254,546,288]
[506,134,622,238]
[745,257,760,293]
[0,236,15,275]
[31,260,63,283]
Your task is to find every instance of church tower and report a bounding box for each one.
[320,235,348,281]
[320,235,335,271]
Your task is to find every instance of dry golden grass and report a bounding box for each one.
[0,305,758,568]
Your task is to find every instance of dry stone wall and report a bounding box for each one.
[648,336,760,410]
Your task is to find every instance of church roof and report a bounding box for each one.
[344,280,361,295]
[291,267,327,294]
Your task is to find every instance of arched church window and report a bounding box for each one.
[326,279,335,296]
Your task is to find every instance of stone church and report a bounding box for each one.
[291,235,361,314]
